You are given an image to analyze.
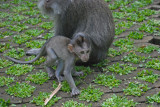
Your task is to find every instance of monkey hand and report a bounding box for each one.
[73,71,84,77]
[57,76,64,82]
[48,72,55,80]
[71,87,80,96]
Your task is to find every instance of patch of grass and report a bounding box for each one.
[145,59,160,70]
[53,80,80,92]
[119,44,135,53]
[79,85,104,102]
[104,0,111,2]
[40,22,54,30]
[138,9,156,16]
[25,40,46,48]
[93,59,109,67]
[25,56,46,65]
[105,63,137,75]
[11,0,23,4]
[43,32,54,39]
[116,21,134,29]
[113,38,134,47]
[30,91,61,107]
[5,64,34,76]
[13,34,32,44]
[0,43,10,53]
[22,9,40,16]
[25,18,42,25]
[0,58,13,69]
[24,1,37,7]
[25,71,49,85]
[138,23,159,34]
[102,94,137,107]
[0,3,10,9]
[0,76,14,87]
[25,29,44,37]
[0,98,10,107]
[8,14,28,22]
[109,0,132,10]
[126,13,146,22]
[120,6,138,13]
[4,48,25,59]
[135,70,159,83]
[123,82,150,96]
[11,5,29,13]
[137,45,160,54]
[62,100,92,107]
[108,48,121,57]
[6,82,35,98]
[0,31,13,39]
[147,92,160,103]
[115,27,126,35]
[0,20,13,27]
[8,23,28,32]
[94,74,121,89]
[127,31,144,39]
[112,12,126,19]
[147,19,160,27]
[122,52,149,64]
[131,0,153,8]
[0,12,10,18]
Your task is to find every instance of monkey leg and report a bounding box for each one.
[26,48,41,56]
[55,60,64,82]
[63,59,80,96]
[45,48,58,79]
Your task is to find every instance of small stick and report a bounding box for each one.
[44,82,62,105]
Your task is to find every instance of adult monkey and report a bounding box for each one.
[27,0,115,64]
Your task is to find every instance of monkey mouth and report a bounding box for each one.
[82,59,89,62]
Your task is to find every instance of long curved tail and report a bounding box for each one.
[5,46,45,64]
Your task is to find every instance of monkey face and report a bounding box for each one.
[75,42,91,62]
[68,33,91,62]
[38,0,72,15]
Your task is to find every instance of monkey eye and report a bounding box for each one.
[86,50,90,53]
[80,51,85,54]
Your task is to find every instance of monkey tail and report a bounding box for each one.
[5,47,45,64]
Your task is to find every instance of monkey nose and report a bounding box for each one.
[82,57,89,62]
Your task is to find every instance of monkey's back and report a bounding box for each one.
[46,36,74,60]
[62,0,115,48]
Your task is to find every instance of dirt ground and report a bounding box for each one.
[0,0,160,107]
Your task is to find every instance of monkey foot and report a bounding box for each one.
[73,71,84,77]
[71,88,80,96]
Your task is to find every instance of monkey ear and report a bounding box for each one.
[78,35,85,42]
[68,44,74,53]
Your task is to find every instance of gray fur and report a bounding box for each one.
[6,35,91,96]
[27,0,115,64]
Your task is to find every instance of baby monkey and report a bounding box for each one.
[6,33,91,96]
